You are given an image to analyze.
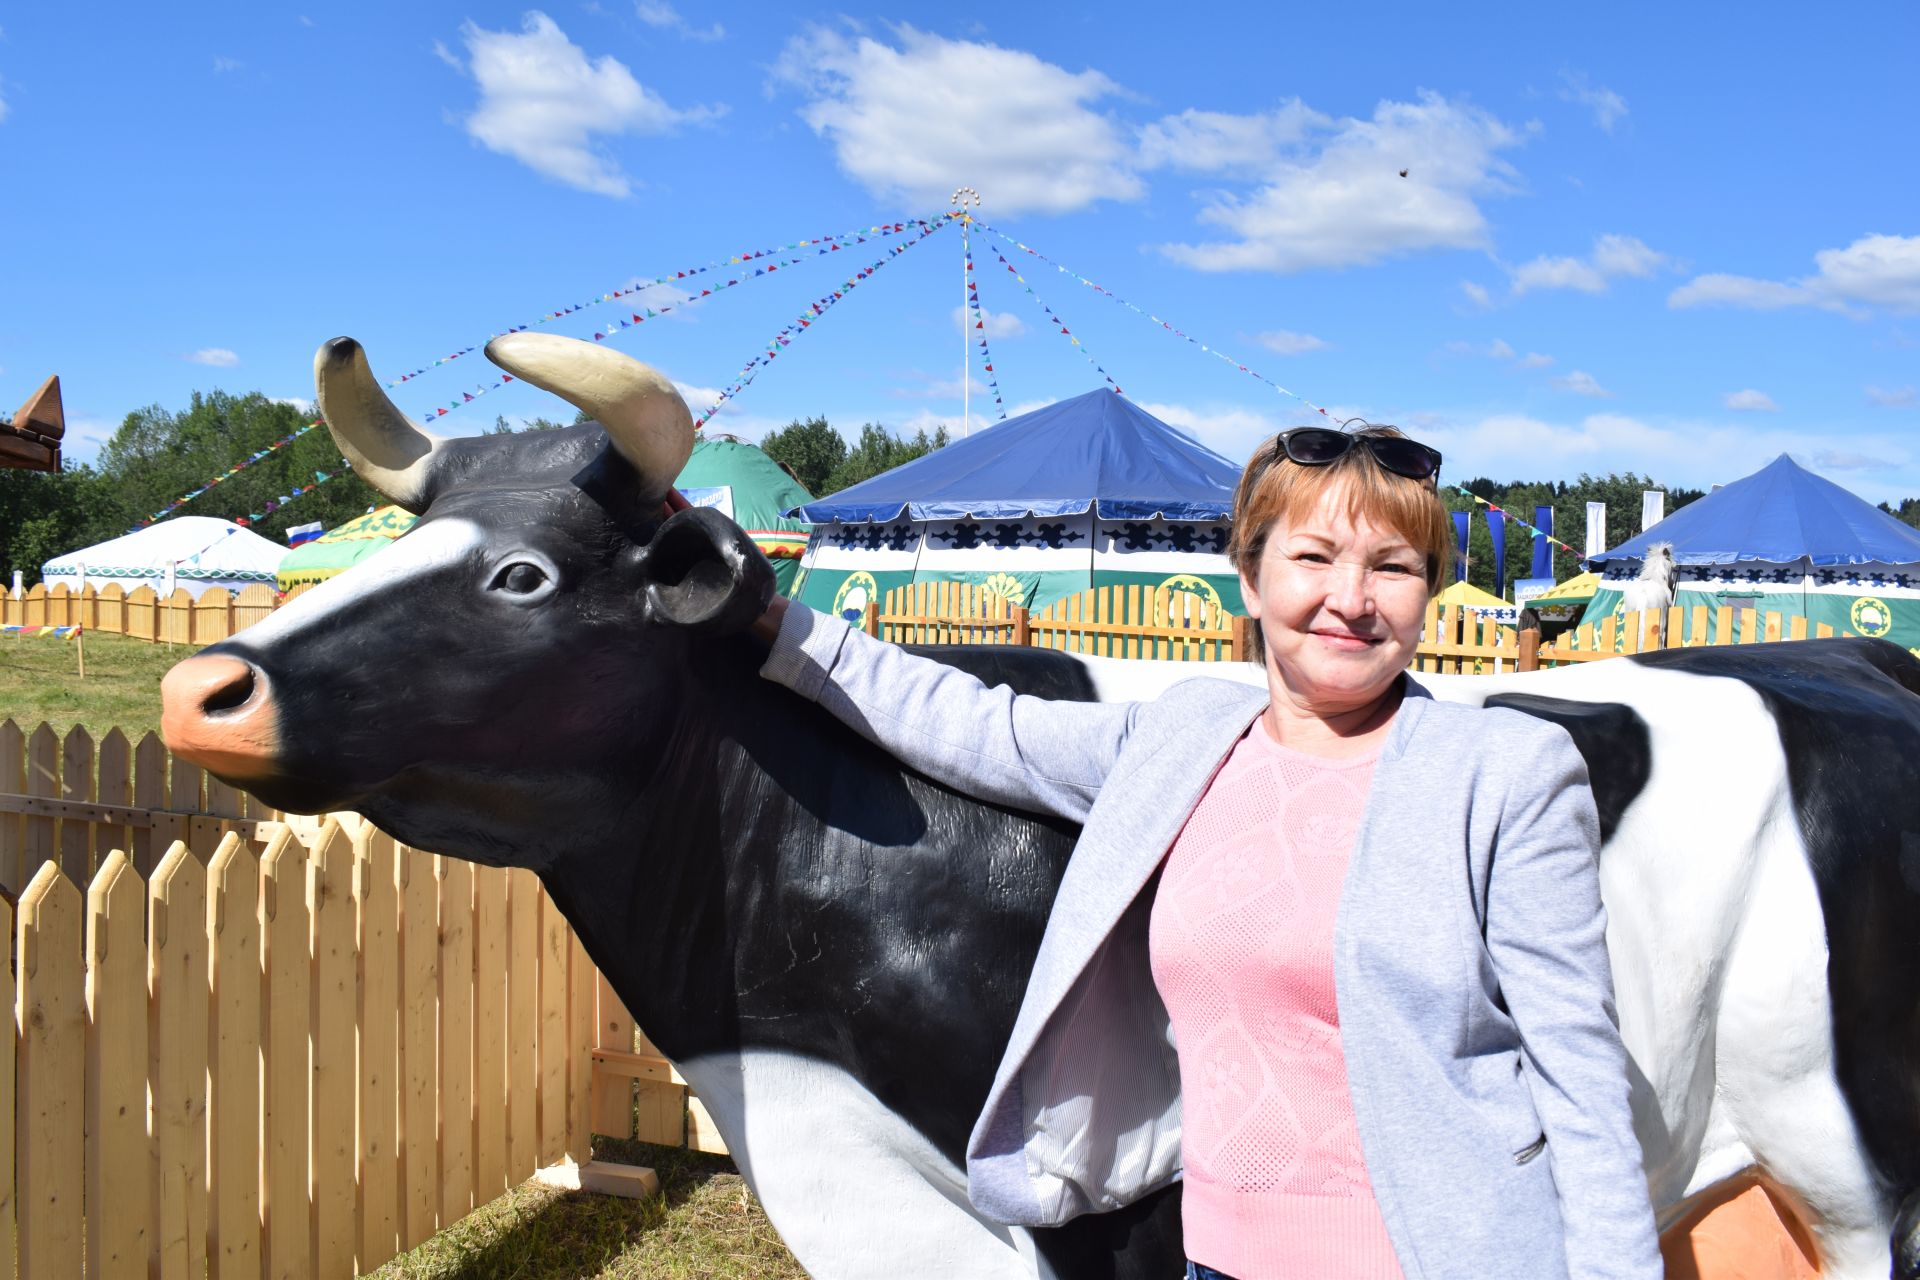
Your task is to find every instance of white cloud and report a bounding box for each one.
[1136,101,1327,177]
[1868,385,1917,408]
[0,80,9,126]
[1487,338,1516,360]
[1460,280,1492,308]
[1444,338,1519,360]
[453,11,722,199]
[1552,370,1612,397]
[1519,351,1555,368]
[1156,92,1527,273]
[213,56,243,73]
[635,1,724,42]
[772,26,1141,216]
[1558,71,1627,133]
[1510,233,1669,297]
[1138,400,1282,462]
[952,305,1026,338]
[1669,233,1920,315]
[299,15,315,28]
[187,348,240,367]
[1253,329,1329,355]
[1722,389,1778,412]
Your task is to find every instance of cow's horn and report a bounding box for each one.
[314,337,445,512]
[483,333,693,499]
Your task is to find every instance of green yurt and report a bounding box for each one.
[678,436,814,596]
[276,506,418,591]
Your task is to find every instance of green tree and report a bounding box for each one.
[821,423,950,495]
[757,416,845,496]
[1443,473,1704,596]
[1879,499,1920,531]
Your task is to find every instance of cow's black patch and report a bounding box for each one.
[908,643,1102,704]
[1631,637,1920,1202]
[1482,694,1652,842]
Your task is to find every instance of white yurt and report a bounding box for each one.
[42,516,288,600]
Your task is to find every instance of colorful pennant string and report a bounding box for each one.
[381,218,942,387]
[134,426,326,528]
[684,216,957,429]
[975,219,1331,420]
[1452,487,1583,563]
[989,245,1121,396]
[231,467,347,529]
[962,218,1007,421]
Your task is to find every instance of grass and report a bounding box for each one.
[368,1140,806,1280]
[0,629,188,738]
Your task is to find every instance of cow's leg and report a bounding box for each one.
[681,1050,1036,1280]
[1702,813,1894,1279]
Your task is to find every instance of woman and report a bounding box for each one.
[751,424,1661,1280]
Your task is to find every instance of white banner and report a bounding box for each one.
[1585,502,1608,558]
[1641,490,1666,532]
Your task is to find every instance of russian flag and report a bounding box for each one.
[286,521,324,547]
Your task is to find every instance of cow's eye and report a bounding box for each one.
[492,562,550,595]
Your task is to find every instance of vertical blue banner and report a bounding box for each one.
[1451,511,1470,582]
[1486,508,1508,598]
[1532,505,1554,579]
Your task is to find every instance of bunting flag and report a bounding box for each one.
[961,218,1008,422]
[1485,507,1508,598]
[1452,512,1471,582]
[1450,486,1583,565]
[230,467,346,529]
[380,217,946,388]
[135,425,328,527]
[988,245,1122,395]
[975,219,1333,421]
[684,216,957,429]
[0,624,83,639]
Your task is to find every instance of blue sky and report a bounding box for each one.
[3,2,1916,502]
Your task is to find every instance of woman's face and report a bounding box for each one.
[1241,483,1430,715]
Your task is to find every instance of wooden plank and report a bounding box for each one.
[17,863,85,1279]
[1816,621,1835,638]
[308,821,356,1280]
[170,752,203,835]
[506,868,540,1181]
[568,931,595,1163]
[1690,605,1710,647]
[149,841,209,1280]
[259,828,311,1280]
[0,883,11,1280]
[87,852,151,1280]
[592,973,637,1138]
[687,1094,729,1155]
[1764,610,1783,643]
[59,725,94,886]
[355,826,400,1270]
[472,866,508,1202]
[397,845,438,1249]
[133,733,170,874]
[1789,614,1808,641]
[207,834,261,1280]
[1739,607,1758,645]
[0,719,25,897]
[437,858,475,1226]
[25,723,59,871]
[538,885,569,1165]
[95,728,132,873]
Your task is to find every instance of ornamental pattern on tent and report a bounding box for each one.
[1103,523,1230,555]
[927,521,1089,551]
[829,523,918,553]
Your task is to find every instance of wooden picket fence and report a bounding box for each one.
[1536,603,1834,666]
[0,719,723,1280]
[874,583,1251,663]
[4,582,285,646]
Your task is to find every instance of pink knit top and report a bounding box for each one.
[1149,718,1403,1280]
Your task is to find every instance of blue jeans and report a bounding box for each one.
[1186,1264,1237,1280]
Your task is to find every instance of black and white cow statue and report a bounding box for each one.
[161,334,1920,1280]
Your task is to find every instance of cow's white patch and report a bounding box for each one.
[677,1050,1039,1280]
[234,517,486,649]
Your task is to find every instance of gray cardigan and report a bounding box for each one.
[762,604,1663,1280]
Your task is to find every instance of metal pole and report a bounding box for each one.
[950,187,980,438]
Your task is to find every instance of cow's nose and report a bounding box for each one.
[160,653,280,780]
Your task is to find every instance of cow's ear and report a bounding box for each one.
[640,506,777,634]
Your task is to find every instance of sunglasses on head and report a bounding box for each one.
[1271,424,1442,484]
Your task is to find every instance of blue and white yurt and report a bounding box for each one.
[1589,454,1920,649]
[790,389,1244,623]
[43,516,287,599]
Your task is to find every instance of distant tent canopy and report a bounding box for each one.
[1588,454,1920,649]
[44,516,287,600]
[1433,580,1519,626]
[791,389,1246,622]
[277,506,418,592]
[676,436,814,596]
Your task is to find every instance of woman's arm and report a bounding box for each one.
[755,598,1138,824]
[1484,724,1663,1278]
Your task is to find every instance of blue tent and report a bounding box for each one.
[790,389,1247,619]
[1588,454,1920,647]
[790,388,1241,524]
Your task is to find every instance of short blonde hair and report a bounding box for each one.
[1228,425,1453,595]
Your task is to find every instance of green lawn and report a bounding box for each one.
[369,1140,806,1280]
[0,629,187,739]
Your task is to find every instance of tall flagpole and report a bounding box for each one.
[951,186,981,437]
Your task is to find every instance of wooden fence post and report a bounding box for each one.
[1518,626,1541,672]
[863,599,879,638]
[1232,615,1257,663]
[1011,603,1031,647]
[17,863,85,1279]
[87,851,151,1280]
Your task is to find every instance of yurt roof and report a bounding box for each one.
[1434,580,1513,610]
[677,437,813,545]
[43,515,287,583]
[789,388,1241,524]
[1591,454,1920,568]
[277,506,418,587]
[1529,571,1600,605]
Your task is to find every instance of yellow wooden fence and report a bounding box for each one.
[4,582,284,645]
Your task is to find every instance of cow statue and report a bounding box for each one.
[161,334,1920,1280]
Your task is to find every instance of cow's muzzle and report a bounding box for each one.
[160,653,279,780]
